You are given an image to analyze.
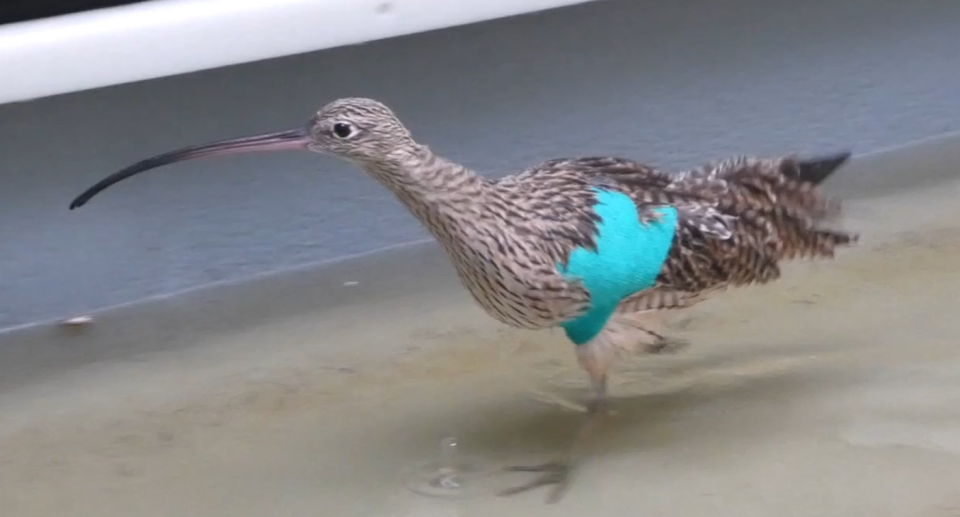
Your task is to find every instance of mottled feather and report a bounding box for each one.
[67,97,857,337]
[67,97,861,502]
[441,152,857,330]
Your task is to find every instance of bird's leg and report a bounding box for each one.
[499,316,679,503]
[638,326,690,355]
[621,310,690,355]
[500,370,610,503]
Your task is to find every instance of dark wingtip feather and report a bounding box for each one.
[789,150,853,186]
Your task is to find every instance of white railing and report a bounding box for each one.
[0,0,599,105]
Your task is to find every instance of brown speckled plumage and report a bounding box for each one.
[484,154,855,324]
[69,97,858,503]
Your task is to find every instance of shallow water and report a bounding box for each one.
[4,179,960,516]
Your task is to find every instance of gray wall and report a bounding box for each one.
[1,0,959,330]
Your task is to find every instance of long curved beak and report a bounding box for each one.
[69,127,312,210]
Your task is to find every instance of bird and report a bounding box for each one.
[69,97,858,503]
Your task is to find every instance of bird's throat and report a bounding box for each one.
[359,146,489,226]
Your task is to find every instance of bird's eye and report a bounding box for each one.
[332,122,353,139]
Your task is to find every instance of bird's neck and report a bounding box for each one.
[357,144,490,225]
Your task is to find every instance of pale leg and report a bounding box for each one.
[500,332,619,503]
[498,317,682,503]
[499,372,609,503]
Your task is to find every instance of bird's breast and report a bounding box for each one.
[431,226,584,330]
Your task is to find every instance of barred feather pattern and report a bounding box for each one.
[300,100,856,332]
[615,154,857,315]
[359,148,857,332]
[66,96,861,387]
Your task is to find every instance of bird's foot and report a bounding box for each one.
[642,336,690,355]
[499,461,571,503]
[499,373,606,503]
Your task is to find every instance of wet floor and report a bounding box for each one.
[3,178,960,516]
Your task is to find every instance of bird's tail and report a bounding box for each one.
[685,151,859,261]
[771,151,858,259]
[782,151,851,186]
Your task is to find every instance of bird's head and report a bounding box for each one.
[306,97,415,163]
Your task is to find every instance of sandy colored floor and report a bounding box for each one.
[3,179,960,517]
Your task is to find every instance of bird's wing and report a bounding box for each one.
[494,153,856,315]
[615,152,857,314]
[491,156,676,264]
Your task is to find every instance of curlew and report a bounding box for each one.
[70,97,858,502]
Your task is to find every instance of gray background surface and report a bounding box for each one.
[1,0,958,329]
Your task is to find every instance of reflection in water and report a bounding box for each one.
[403,436,498,500]
[3,180,960,516]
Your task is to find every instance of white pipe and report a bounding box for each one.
[0,0,599,105]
